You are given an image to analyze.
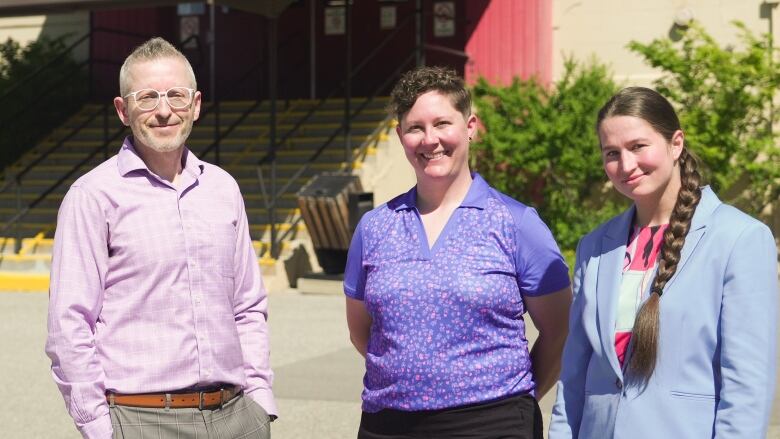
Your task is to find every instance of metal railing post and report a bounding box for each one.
[210,1,221,166]
[251,11,418,260]
[309,0,317,100]
[269,17,279,259]
[214,103,221,165]
[103,103,109,159]
[416,0,425,67]
[13,175,21,254]
[88,27,94,101]
[344,1,353,168]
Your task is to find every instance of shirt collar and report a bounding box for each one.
[117,136,203,178]
[393,172,490,211]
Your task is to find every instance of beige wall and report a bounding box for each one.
[552,0,779,84]
[553,1,780,236]
[0,12,89,61]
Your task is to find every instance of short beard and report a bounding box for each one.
[136,122,193,153]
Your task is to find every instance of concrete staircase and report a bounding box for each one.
[0,96,396,291]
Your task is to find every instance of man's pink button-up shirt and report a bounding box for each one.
[45,138,276,438]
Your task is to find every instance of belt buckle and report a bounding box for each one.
[198,388,227,410]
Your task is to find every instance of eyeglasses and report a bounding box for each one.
[124,87,196,111]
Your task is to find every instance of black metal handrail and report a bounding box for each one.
[257,15,417,258]
[261,116,393,250]
[0,104,125,242]
[12,104,107,184]
[0,30,202,251]
[2,58,90,126]
[0,24,264,241]
[0,27,162,106]
[257,12,416,167]
[353,114,395,164]
[0,27,164,180]
[197,59,308,162]
[254,6,471,258]
[0,33,90,106]
[195,27,307,162]
[264,52,416,205]
[197,99,263,160]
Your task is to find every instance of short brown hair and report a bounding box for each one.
[118,37,196,96]
[388,66,471,120]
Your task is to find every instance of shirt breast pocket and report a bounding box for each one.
[204,222,237,278]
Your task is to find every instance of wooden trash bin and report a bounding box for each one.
[297,173,369,274]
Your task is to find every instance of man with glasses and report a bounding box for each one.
[46,37,276,439]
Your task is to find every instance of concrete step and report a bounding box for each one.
[19,161,344,181]
[2,174,312,196]
[27,132,379,156]
[0,219,307,243]
[79,96,388,114]
[0,206,301,224]
[63,108,388,130]
[33,148,351,166]
[61,124,377,142]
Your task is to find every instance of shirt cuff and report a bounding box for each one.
[77,412,113,439]
[245,388,278,418]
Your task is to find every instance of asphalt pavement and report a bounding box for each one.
[1,290,778,438]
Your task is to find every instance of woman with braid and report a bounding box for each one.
[549,87,778,438]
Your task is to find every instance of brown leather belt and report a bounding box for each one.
[107,385,241,410]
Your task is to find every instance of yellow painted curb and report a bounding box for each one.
[0,255,280,292]
[0,271,49,292]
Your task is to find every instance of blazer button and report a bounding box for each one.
[615,379,623,390]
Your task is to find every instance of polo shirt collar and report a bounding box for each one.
[117,136,204,178]
[393,172,490,211]
[460,173,489,209]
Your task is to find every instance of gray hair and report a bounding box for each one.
[118,37,196,96]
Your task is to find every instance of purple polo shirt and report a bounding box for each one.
[344,173,570,413]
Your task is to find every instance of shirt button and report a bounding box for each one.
[615,378,623,390]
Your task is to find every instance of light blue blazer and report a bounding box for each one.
[549,186,778,438]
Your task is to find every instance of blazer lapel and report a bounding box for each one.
[662,186,720,291]
[597,206,635,380]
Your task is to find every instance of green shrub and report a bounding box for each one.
[0,36,87,170]
[471,58,625,251]
[629,21,780,217]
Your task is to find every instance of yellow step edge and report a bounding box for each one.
[0,272,49,292]
[18,232,45,256]
[0,255,282,292]
[259,257,276,267]
[1,254,52,261]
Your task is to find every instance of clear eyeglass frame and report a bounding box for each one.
[123,87,196,111]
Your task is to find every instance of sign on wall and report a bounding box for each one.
[380,5,396,30]
[179,16,199,49]
[433,1,455,37]
[325,6,346,35]
[177,2,205,16]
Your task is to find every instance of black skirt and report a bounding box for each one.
[357,393,543,439]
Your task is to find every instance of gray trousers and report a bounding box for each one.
[109,393,270,439]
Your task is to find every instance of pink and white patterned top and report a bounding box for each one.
[46,137,276,438]
[615,223,668,366]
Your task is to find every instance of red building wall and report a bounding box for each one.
[86,0,552,101]
[90,6,179,99]
[464,0,552,86]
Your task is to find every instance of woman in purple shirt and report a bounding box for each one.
[344,66,573,439]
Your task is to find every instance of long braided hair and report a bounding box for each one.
[597,87,703,383]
